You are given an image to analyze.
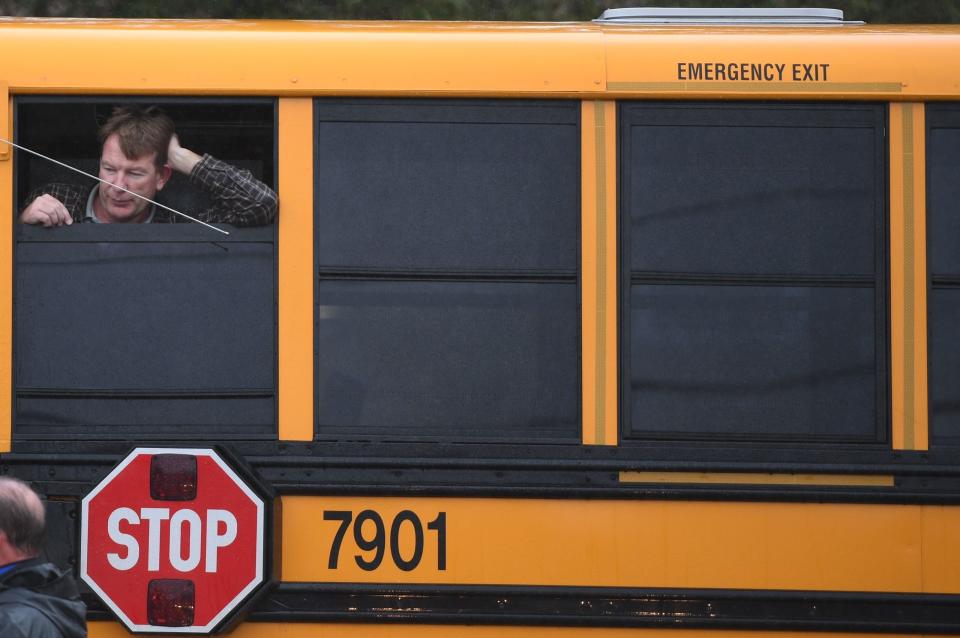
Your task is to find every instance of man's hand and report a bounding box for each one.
[166,134,202,175]
[20,194,73,227]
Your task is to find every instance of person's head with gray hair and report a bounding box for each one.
[0,477,87,637]
[0,477,45,564]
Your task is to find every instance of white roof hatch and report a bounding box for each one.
[594,7,863,25]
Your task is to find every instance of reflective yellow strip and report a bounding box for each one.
[581,101,617,446]
[278,98,314,441]
[607,81,903,93]
[890,103,929,451]
[0,84,10,452]
[620,471,894,487]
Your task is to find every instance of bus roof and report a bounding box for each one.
[1,18,959,99]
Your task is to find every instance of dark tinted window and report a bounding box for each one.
[315,100,580,441]
[318,280,578,438]
[628,112,876,275]
[621,102,886,443]
[316,101,578,272]
[930,289,960,439]
[629,284,875,440]
[13,98,277,441]
[927,104,960,443]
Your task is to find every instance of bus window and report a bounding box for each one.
[927,103,960,444]
[15,99,276,225]
[315,99,580,442]
[12,97,277,441]
[620,102,886,443]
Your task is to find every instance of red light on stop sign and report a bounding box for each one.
[148,579,195,627]
[151,454,198,501]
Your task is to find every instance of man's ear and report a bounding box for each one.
[156,165,173,191]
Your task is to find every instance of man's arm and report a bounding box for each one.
[20,194,73,227]
[167,136,278,228]
[19,184,86,227]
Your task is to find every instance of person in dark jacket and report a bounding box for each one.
[0,477,86,638]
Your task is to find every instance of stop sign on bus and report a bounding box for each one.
[81,448,269,633]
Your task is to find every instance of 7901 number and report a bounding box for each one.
[323,510,447,572]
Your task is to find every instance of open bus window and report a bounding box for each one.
[620,102,887,444]
[15,98,276,227]
[927,103,960,445]
[12,97,277,441]
[314,99,581,442]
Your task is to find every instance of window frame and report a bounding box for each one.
[313,97,583,444]
[11,95,280,442]
[618,100,890,448]
[926,102,960,446]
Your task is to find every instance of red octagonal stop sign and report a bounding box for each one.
[81,448,268,633]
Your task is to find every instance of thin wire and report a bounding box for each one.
[0,137,230,236]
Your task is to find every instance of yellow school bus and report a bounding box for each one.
[2,7,960,636]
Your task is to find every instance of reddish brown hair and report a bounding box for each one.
[98,105,175,167]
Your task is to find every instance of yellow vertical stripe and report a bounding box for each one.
[278,98,314,441]
[0,82,8,160]
[902,104,916,450]
[890,103,929,451]
[911,104,930,451]
[581,101,617,446]
[594,104,606,446]
[580,101,598,444]
[0,84,11,452]
[890,102,907,449]
[600,101,618,446]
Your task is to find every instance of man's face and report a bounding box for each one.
[95,134,170,223]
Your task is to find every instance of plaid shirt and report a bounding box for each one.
[23,155,277,227]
